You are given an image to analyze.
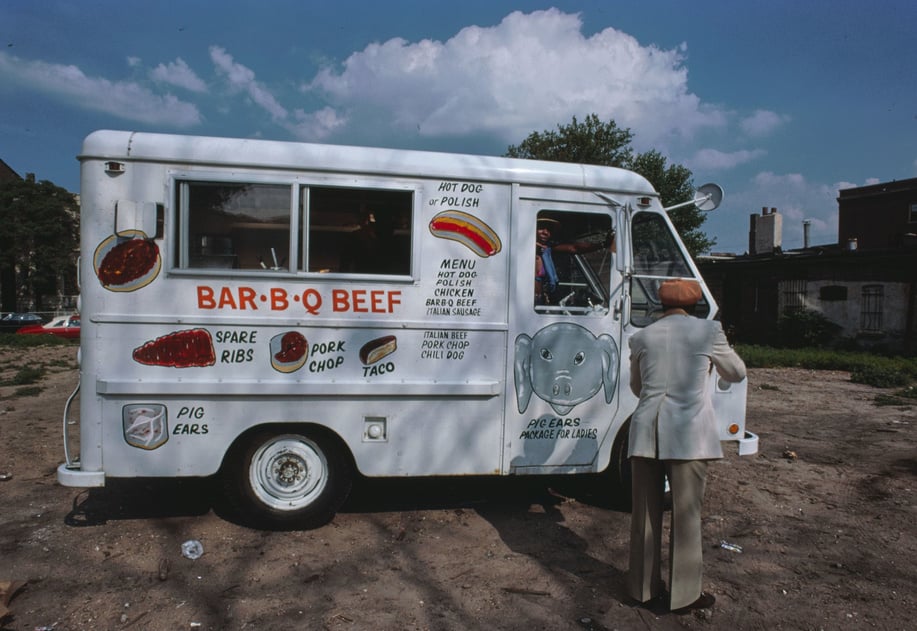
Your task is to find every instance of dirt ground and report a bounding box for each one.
[1,343,915,630]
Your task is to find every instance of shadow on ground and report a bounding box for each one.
[64,473,629,530]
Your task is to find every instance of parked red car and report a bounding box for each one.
[17,314,81,340]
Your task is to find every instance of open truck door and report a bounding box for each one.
[504,190,626,474]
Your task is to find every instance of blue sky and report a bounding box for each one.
[2,0,915,253]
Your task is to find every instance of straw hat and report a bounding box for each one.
[537,217,561,229]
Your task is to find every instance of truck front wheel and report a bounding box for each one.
[224,429,353,528]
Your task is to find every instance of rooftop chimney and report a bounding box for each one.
[749,207,783,255]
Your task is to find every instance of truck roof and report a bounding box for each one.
[80,130,657,196]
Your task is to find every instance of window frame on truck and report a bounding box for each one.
[532,208,615,317]
[628,210,709,327]
[170,172,416,280]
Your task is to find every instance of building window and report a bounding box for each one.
[860,285,884,333]
[909,203,917,223]
[781,279,807,314]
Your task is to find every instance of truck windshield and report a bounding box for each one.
[630,211,708,326]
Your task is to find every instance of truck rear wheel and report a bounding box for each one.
[224,429,353,528]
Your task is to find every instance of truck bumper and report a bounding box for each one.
[57,462,105,487]
[737,430,759,456]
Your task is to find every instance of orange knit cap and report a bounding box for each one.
[658,279,702,307]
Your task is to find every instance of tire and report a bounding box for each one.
[224,428,353,529]
[564,421,632,508]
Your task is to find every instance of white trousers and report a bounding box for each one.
[627,457,708,609]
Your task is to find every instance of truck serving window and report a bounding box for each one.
[175,181,412,276]
[534,210,614,316]
[304,186,412,275]
[629,211,708,326]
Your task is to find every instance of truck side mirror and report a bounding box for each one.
[662,183,724,213]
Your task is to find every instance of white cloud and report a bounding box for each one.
[0,51,201,126]
[689,148,766,171]
[210,46,288,122]
[151,58,207,93]
[304,8,727,145]
[752,171,808,190]
[290,106,348,140]
[740,109,790,137]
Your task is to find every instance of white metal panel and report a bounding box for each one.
[80,130,656,195]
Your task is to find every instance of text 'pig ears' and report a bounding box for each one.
[597,334,619,403]
[513,334,534,414]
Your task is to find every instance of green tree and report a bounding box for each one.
[506,113,634,167]
[506,114,714,257]
[0,175,79,312]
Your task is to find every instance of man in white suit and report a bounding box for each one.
[626,279,746,614]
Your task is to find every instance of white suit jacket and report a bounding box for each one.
[628,314,746,460]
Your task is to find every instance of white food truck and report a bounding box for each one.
[58,130,757,527]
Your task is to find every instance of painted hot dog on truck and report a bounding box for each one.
[429,210,502,257]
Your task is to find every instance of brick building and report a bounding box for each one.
[699,178,917,353]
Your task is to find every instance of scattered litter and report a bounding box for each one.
[693,607,713,621]
[719,540,743,553]
[577,616,611,631]
[502,586,551,596]
[181,540,203,560]
[782,450,798,461]
[0,472,12,481]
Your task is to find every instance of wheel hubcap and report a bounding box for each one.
[250,435,328,511]
[275,457,305,486]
